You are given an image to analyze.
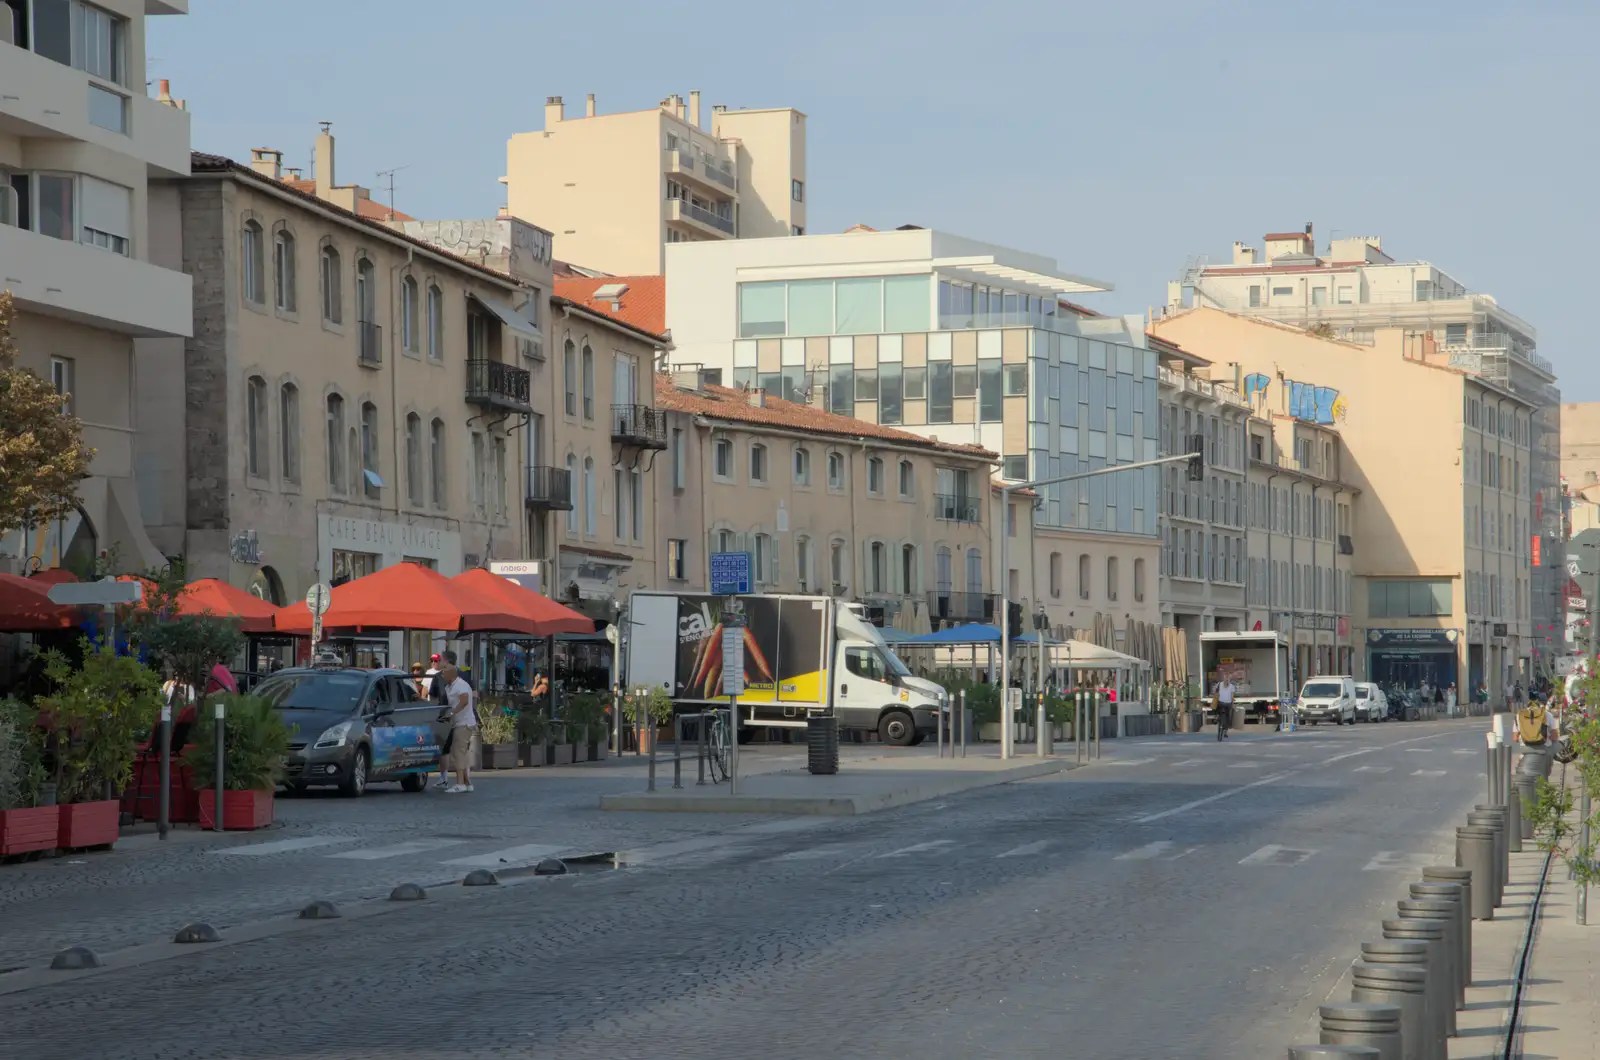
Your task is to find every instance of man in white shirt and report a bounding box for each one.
[1216,677,1236,739]
[440,664,478,793]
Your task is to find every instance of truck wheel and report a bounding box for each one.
[879,711,917,747]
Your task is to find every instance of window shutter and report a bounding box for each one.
[770,535,779,585]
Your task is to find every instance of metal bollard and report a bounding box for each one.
[1290,1046,1380,1059]
[1319,1001,1403,1060]
[937,691,945,759]
[646,714,657,792]
[1398,899,1461,1034]
[1470,806,1509,905]
[1486,743,1500,807]
[1359,940,1436,1060]
[1382,920,1447,1059]
[672,714,682,789]
[1513,772,1540,840]
[958,690,967,759]
[213,701,226,833]
[1455,826,1498,920]
[1413,878,1470,994]
[157,712,171,841]
[697,711,706,786]
[1350,961,1429,1060]
[1035,691,1049,757]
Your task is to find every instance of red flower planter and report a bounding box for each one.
[0,805,61,856]
[196,789,274,831]
[57,800,120,850]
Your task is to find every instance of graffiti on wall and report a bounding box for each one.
[1242,372,1347,424]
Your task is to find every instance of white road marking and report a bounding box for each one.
[443,843,568,870]
[1405,748,1434,753]
[772,846,850,862]
[1239,845,1317,867]
[879,839,957,859]
[1229,762,1267,769]
[212,836,355,857]
[1364,851,1437,872]
[1169,758,1205,767]
[1411,769,1448,777]
[1453,749,1476,755]
[997,840,1052,858]
[1103,758,1156,767]
[327,838,467,860]
[1114,841,1195,861]
[1353,765,1393,773]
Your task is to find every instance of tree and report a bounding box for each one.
[0,292,95,536]
[126,561,244,699]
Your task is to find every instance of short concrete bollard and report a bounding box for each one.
[1319,1002,1403,1060]
[1359,940,1438,1060]
[1455,826,1497,920]
[173,921,220,944]
[1513,773,1541,840]
[388,882,427,901]
[49,945,101,971]
[1289,1047,1380,1059]
[462,868,499,887]
[1398,899,1461,1034]
[1470,807,1509,904]
[1410,880,1469,998]
[1507,784,1524,853]
[1383,919,1448,1057]
[298,900,341,920]
[1350,961,1428,1060]
[533,858,567,876]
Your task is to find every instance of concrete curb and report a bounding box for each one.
[598,757,1076,815]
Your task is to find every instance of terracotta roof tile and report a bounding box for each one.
[554,276,666,337]
[654,377,995,460]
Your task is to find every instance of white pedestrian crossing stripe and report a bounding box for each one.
[1229,762,1267,769]
[1116,841,1196,861]
[1364,851,1437,872]
[1404,748,1434,753]
[213,836,355,857]
[328,838,467,860]
[1103,758,1156,767]
[1239,845,1316,867]
[1411,769,1448,777]
[1353,765,1393,773]
[997,840,1051,858]
[443,843,568,870]
[1452,749,1476,755]
[772,846,849,862]
[879,839,956,859]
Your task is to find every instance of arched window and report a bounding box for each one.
[325,393,345,490]
[429,418,446,507]
[245,375,268,477]
[793,446,811,485]
[426,284,444,360]
[279,383,300,483]
[898,459,914,497]
[565,453,578,532]
[241,220,265,304]
[1048,551,1063,598]
[320,244,342,323]
[360,402,380,498]
[583,457,596,534]
[405,413,422,505]
[273,230,296,312]
[581,345,596,419]
[750,443,768,483]
[900,543,917,594]
[1107,556,1119,601]
[827,451,844,489]
[1077,553,1090,600]
[563,340,578,415]
[401,276,419,352]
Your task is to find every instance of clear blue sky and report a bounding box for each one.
[153,0,1599,397]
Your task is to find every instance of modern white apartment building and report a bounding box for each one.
[1173,226,1561,674]
[663,228,1165,660]
[1,0,193,574]
[505,91,805,276]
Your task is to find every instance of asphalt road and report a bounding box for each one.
[0,719,1490,1059]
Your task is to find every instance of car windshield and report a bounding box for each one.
[1302,682,1342,699]
[1355,687,1370,699]
[254,672,369,711]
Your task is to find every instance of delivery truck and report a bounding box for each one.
[1198,631,1292,727]
[624,592,946,745]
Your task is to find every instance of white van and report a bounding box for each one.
[1297,676,1357,726]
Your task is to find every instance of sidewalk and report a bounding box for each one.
[1446,848,1545,1059]
[1511,861,1600,1059]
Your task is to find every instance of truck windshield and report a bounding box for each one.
[860,627,912,676]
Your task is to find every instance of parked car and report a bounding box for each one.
[253,666,444,797]
[1296,676,1358,726]
[1354,682,1389,723]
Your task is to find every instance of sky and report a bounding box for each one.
[152,0,1600,397]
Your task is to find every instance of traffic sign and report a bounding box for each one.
[305,583,333,614]
[722,623,745,696]
[709,552,751,596]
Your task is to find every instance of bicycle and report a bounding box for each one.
[1216,701,1231,742]
[703,708,731,783]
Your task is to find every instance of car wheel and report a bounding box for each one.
[400,773,425,793]
[339,747,369,798]
[879,710,916,747]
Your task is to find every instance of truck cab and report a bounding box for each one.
[833,607,944,745]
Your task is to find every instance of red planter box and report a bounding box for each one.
[57,800,120,850]
[196,789,274,831]
[0,805,62,856]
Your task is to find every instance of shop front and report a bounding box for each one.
[1366,628,1460,697]
[316,514,462,670]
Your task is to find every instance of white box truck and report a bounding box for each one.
[1198,631,1292,727]
[624,592,946,745]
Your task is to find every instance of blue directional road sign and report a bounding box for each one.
[709,551,752,596]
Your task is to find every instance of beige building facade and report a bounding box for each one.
[2,0,192,574]
[138,150,548,670]
[1153,307,1533,700]
[506,91,805,276]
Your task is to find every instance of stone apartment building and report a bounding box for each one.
[2,1,192,574]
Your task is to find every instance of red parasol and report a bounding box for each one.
[273,562,545,636]
[451,568,594,636]
[0,573,79,631]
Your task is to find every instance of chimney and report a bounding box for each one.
[314,123,335,197]
[585,93,595,118]
[674,94,687,121]
[156,78,171,103]
[249,148,282,180]
[1232,241,1257,265]
[689,90,701,128]
[284,167,302,181]
[747,388,766,408]
[545,95,564,126]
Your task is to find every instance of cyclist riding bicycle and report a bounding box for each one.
[1215,677,1236,741]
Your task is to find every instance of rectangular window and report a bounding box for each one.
[928,363,953,423]
[72,1,126,83]
[1248,285,1261,308]
[1445,323,1467,345]
[791,179,804,202]
[739,282,787,338]
[829,364,853,417]
[36,173,74,241]
[854,369,878,403]
[86,84,126,134]
[786,279,833,336]
[1311,287,1327,306]
[835,277,883,334]
[671,427,686,489]
[882,274,931,332]
[1337,286,1354,304]
[1271,286,1293,299]
[1367,579,1453,618]
[978,360,1002,422]
[1003,364,1028,397]
[1002,455,1027,480]
[614,468,628,539]
[49,356,75,414]
[667,539,687,581]
[493,437,507,518]
[879,363,903,424]
[903,366,926,401]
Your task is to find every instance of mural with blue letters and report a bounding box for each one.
[1241,372,1347,425]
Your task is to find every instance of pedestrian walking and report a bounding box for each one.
[439,663,478,794]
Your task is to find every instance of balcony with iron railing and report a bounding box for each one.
[667,197,735,236]
[466,359,532,412]
[926,590,1000,627]
[934,493,982,524]
[1156,365,1247,409]
[526,465,574,511]
[358,321,382,367]
[611,404,668,449]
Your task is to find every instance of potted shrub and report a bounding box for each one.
[547,720,575,766]
[516,711,549,768]
[184,694,289,830]
[476,701,518,770]
[566,693,607,764]
[0,697,56,856]
[37,640,162,850]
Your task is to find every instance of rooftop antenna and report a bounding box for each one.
[375,164,412,222]
[144,56,161,91]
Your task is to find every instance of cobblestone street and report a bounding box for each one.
[0,721,1500,1058]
